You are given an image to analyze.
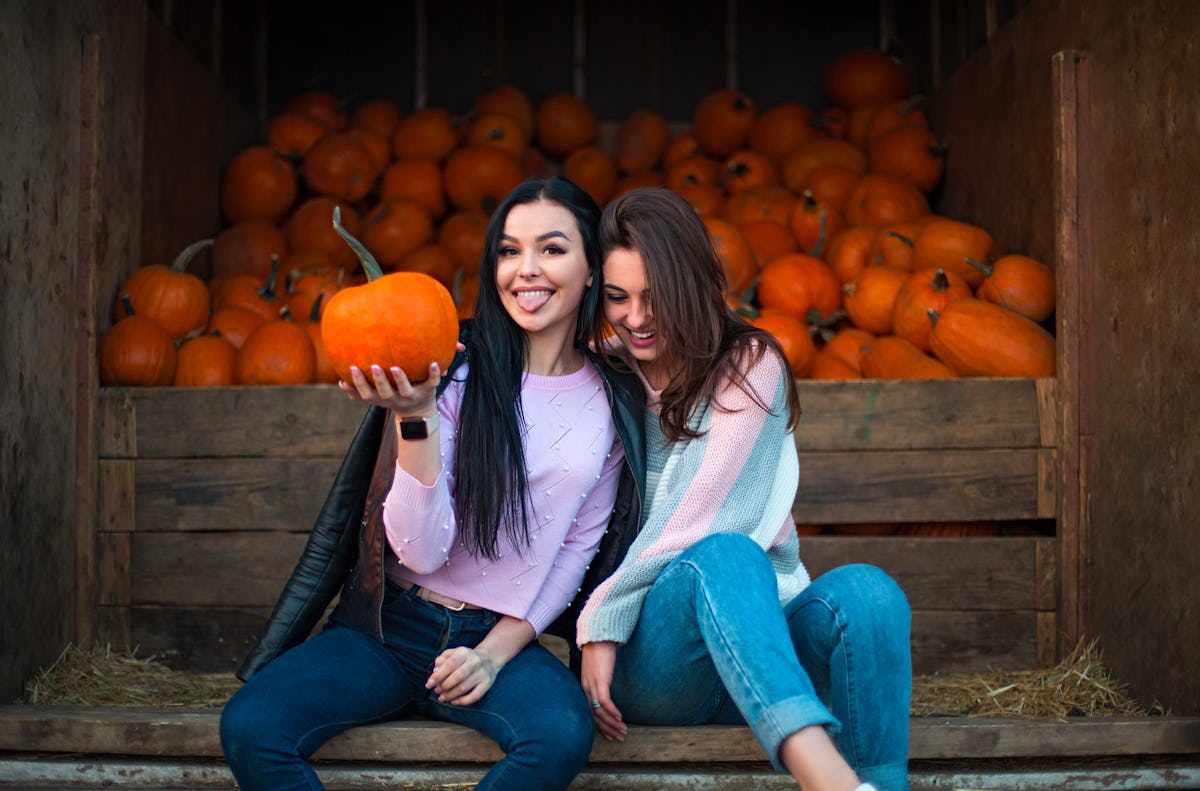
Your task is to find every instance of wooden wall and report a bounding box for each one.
[0,0,256,701]
[928,0,1200,713]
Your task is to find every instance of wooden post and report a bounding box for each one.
[1052,49,1094,657]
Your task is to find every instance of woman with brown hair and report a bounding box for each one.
[575,187,912,791]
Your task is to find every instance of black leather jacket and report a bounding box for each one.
[237,331,647,681]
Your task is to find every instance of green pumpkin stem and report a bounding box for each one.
[333,206,384,282]
[171,238,214,273]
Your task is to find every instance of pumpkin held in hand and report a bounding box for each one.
[321,207,458,384]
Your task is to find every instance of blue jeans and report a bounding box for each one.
[610,533,911,791]
[220,580,594,791]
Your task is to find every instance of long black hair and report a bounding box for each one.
[454,177,603,560]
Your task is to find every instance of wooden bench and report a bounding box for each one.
[2,705,1198,789]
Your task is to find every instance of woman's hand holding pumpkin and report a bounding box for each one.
[340,362,440,416]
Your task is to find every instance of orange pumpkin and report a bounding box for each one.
[390,108,460,162]
[810,106,849,139]
[345,128,392,175]
[781,138,868,194]
[751,310,817,378]
[464,111,530,162]
[824,226,879,284]
[300,132,376,201]
[859,335,956,379]
[615,109,670,174]
[321,208,460,384]
[437,210,490,274]
[757,253,842,324]
[821,327,876,374]
[266,112,328,159]
[843,172,930,227]
[284,197,362,272]
[397,243,458,290]
[869,223,922,270]
[692,88,758,157]
[809,349,862,380]
[114,239,213,340]
[788,191,845,258]
[912,218,995,288]
[824,48,910,109]
[703,217,758,296]
[283,90,347,131]
[212,220,287,280]
[861,95,929,147]
[674,183,726,219]
[740,221,799,268]
[802,163,861,213]
[456,272,480,319]
[204,306,266,350]
[350,98,404,138]
[284,267,342,322]
[359,199,435,270]
[211,258,282,322]
[971,254,1056,323]
[173,334,237,387]
[99,306,177,387]
[474,84,534,137]
[443,146,525,214]
[663,132,704,169]
[234,318,316,385]
[868,123,946,194]
[379,159,447,220]
[842,264,910,334]
[563,145,619,206]
[665,154,722,191]
[928,298,1056,377]
[723,185,796,228]
[891,268,974,352]
[220,145,297,224]
[535,92,597,156]
[747,103,820,165]
[275,247,337,298]
[722,149,780,194]
[298,294,338,385]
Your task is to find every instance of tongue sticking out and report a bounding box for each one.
[515,289,553,313]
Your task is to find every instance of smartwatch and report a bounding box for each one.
[399,413,440,441]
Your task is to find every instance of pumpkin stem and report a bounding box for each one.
[333,206,384,281]
[931,268,950,291]
[900,93,926,117]
[926,307,941,326]
[886,230,915,248]
[965,256,994,277]
[309,292,325,322]
[120,293,136,316]
[258,255,282,300]
[805,308,845,328]
[171,238,215,273]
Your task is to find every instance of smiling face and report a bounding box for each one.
[495,200,592,347]
[603,246,672,388]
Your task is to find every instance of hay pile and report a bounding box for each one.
[18,639,1160,719]
[18,644,239,708]
[911,638,1164,719]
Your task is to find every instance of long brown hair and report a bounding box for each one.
[594,187,800,442]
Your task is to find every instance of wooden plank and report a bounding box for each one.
[802,536,1050,611]
[97,389,135,458]
[2,706,1197,762]
[910,610,1039,675]
[130,606,274,673]
[134,458,341,532]
[794,448,1042,523]
[96,533,130,606]
[74,32,103,649]
[131,532,307,607]
[1052,49,1088,658]
[116,386,367,458]
[97,459,134,533]
[793,379,1045,451]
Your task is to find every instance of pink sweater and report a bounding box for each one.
[382,360,624,634]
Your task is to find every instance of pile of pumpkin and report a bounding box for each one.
[99,47,1055,387]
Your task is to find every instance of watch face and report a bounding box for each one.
[400,418,429,440]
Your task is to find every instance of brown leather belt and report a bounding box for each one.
[394,579,481,611]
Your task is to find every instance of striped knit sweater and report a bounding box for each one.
[575,345,810,646]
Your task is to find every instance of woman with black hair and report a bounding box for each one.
[220,178,645,791]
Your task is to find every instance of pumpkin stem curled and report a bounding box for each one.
[171,238,214,273]
[332,206,385,282]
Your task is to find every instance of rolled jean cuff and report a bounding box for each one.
[752,694,841,773]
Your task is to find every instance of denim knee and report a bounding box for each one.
[680,533,772,575]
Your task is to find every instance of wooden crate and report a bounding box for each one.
[96,378,1056,676]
